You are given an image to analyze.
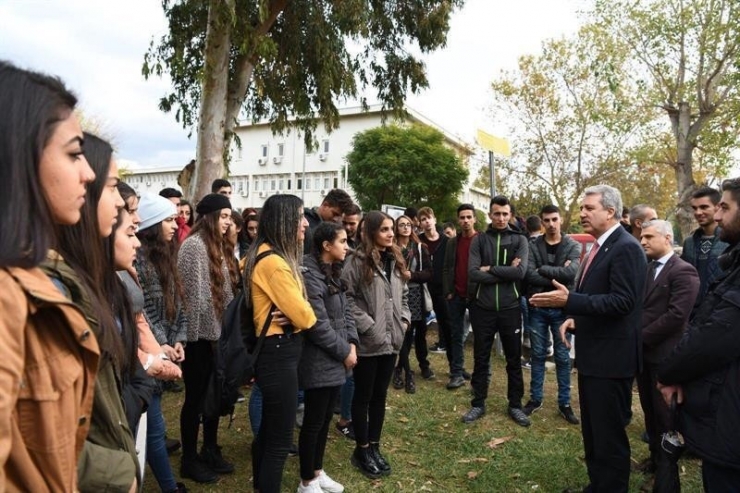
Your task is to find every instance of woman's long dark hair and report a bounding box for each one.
[137,222,183,322]
[57,133,137,376]
[312,221,347,294]
[180,199,194,227]
[357,211,405,285]
[243,194,305,304]
[189,209,238,319]
[0,61,78,268]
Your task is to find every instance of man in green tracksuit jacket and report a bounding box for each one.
[461,195,531,427]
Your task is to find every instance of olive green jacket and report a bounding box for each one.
[41,253,139,493]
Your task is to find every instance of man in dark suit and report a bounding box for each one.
[636,219,699,489]
[530,184,647,492]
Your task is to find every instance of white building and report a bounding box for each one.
[123,104,491,212]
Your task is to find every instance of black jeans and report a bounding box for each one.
[469,305,524,409]
[396,319,430,374]
[351,354,396,445]
[446,294,468,378]
[702,460,740,492]
[180,339,220,461]
[252,334,302,493]
[430,287,451,359]
[298,386,340,480]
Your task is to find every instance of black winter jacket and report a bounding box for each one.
[468,225,528,311]
[526,234,581,296]
[658,243,740,470]
[299,254,359,389]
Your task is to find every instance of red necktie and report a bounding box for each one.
[579,241,600,288]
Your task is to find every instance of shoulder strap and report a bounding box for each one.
[248,249,278,358]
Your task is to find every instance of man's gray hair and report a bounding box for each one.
[629,204,654,224]
[641,219,673,239]
[584,185,623,217]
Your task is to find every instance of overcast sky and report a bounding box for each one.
[1,0,586,169]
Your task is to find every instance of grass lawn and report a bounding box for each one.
[146,331,704,492]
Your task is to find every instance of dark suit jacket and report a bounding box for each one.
[565,225,647,378]
[641,254,699,364]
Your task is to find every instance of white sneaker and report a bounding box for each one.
[297,479,322,493]
[317,470,344,493]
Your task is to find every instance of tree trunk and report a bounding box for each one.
[673,102,697,238]
[190,0,234,202]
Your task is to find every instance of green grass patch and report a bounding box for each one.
[145,335,704,492]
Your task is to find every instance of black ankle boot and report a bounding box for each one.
[351,445,383,479]
[370,442,391,475]
[180,457,217,484]
[199,445,234,474]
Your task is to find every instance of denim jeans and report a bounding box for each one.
[252,334,302,493]
[146,393,177,492]
[528,306,571,406]
[248,383,263,436]
[339,376,354,421]
[446,294,468,378]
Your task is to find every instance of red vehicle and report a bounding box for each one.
[570,233,596,261]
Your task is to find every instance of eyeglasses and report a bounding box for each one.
[397,223,412,228]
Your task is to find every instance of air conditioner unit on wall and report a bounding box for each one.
[259,191,267,198]
[240,190,248,197]
[320,189,327,196]
[258,158,266,166]
[318,153,327,161]
[273,157,282,164]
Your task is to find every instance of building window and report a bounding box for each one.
[297,178,302,190]
[315,178,321,190]
[261,144,268,158]
[254,180,259,191]
[322,139,330,153]
[270,179,276,191]
[287,179,291,190]
[334,176,339,188]
[277,143,284,157]
[278,179,284,190]
[324,177,330,189]
[305,178,311,190]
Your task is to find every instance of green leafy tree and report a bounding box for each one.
[143,0,464,200]
[489,25,659,231]
[592,0,740,235]
[346,124,468,217]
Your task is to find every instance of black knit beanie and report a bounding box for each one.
[196,193,232,216]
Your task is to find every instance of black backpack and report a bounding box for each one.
[203,250,275,419]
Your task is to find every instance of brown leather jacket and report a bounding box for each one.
[1,267,99,492]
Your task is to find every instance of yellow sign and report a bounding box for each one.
[477,129,510,157]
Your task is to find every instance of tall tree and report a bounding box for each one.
[489,25,658,230]
[143,0,464,200]
[346,124,468,217]
[592,0,740,235]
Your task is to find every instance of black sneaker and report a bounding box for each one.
[370,443,391,475]
[351,446,383,479]
[559,405,580,425]
[461,406,486,424]
[446,376,465,390]
[420,367,435,380]
[236,391,246,403]
[523,399,542,416]
[392,367,404,389]
[167,482,188,493]
[335,421,355,440]
[288,443,299,457]
[508,406,531,427]
[429,343,446,354]
[462,370,472,380]
[181,457,217,484]
[198,445,234,474]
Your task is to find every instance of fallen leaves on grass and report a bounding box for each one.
[467,471,479,479]
[487,436,513,449]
